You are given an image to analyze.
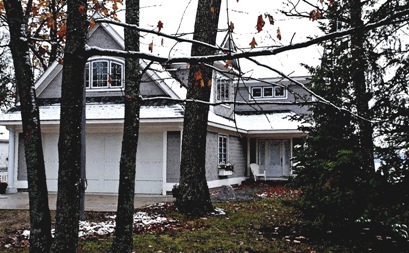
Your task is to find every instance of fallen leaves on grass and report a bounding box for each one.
[257,185,301,199]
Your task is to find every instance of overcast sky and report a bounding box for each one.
[114,0,324,78]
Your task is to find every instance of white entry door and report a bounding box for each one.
[258,139,291,178]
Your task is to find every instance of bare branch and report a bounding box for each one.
[86,8,409,64]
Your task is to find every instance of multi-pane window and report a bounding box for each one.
[85,59,124,89]
[218,135,228,163]
[216,77,230,101]
[251,85,286,99]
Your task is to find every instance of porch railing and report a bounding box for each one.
[0,166,7,183]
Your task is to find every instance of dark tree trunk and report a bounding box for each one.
[349,0,375,173]
[109,0,141,252]
[3,0,52,252]
[49,0,88,251]
[175,0,222,215]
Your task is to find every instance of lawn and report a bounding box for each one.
[1,185,408,252]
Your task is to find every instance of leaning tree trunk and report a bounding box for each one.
[50,0,88,251]
[176,0,222,215]
[3,0,52,252]
[110,0,141,252]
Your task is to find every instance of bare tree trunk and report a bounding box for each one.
[110,0,141,252]
[176,0,222,215]
[49,0,88,250]
[3,0,52,252]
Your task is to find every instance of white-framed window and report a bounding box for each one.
[85,59,124,89]
[216,77,231,102]
[218,134,228,163]
[250,85,286,99]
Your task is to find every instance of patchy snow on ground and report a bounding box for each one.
[19,204,178,240]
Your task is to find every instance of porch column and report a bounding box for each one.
[6,128,17,193]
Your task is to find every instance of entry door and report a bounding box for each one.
[258,139,291,178]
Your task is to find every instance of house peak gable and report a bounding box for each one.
[34,23,184,100]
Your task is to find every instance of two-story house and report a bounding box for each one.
[0,21,309,195]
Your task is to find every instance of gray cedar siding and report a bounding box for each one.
[87,26,123,50]
[228,135,247,178]
[205,132,219,181]
[205,132,247,181]
[166,131,181,183]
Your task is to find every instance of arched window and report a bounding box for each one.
[85,59,124,89]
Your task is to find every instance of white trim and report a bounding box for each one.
[162,131,167,196]
[6,129,17,193]
[163,177,247,194]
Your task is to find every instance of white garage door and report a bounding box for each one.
[135,133,163,194]
[43,132,163,194]
[43,133,59,192]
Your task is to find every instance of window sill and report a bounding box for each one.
[218,169,233,176]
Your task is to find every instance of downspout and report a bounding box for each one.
[6,128,17,193]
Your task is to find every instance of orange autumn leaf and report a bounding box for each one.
[157,20,164,32]
[277,27,282,41]
[148,41,153,52]
[229,21,235,31]
[224,59,232,68]
[89,19,96,29]
[195,70,203,81]
[249,37,257,49]
[256,15,265,33]
[112,3,118,10]
[210,6,215,14]
[309,9,321,21]
[78,4,86,15]
[207,80,212,88]
[265,14,274,25]
[32,7,39,16]
[57,24,66,38]
[46,18,55,28]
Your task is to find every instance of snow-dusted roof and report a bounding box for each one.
[0,104,304,135]
[0,103,185,124]
[235,112,303,133]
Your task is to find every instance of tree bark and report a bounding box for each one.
[109,0,141,252]
[3,0,52,252]
[49,0,88,250]
[349,0,375,173]
[176,0,222,215]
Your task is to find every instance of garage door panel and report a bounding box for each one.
[43,134,59,191]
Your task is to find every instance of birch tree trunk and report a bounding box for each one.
[3,0,52,251]
[176,0,222,215]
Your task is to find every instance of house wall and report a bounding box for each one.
[205,132,247,181]
[228,135,247,178]
[205,132,219,181]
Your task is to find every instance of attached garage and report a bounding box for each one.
[18,131,164,194]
